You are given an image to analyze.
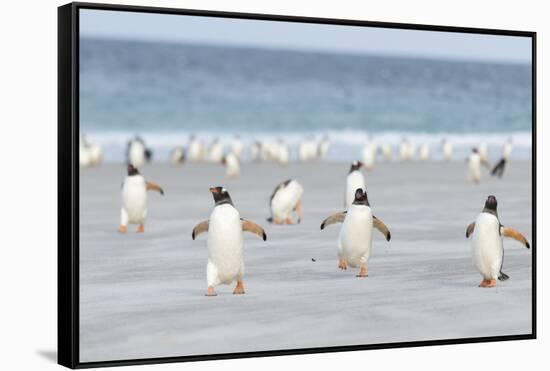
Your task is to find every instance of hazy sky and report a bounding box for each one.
[80,9,531,64]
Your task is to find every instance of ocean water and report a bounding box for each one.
[80,37,532,162]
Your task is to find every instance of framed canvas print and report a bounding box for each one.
[58,2,536,368]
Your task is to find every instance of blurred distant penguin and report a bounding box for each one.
[192,187,267,296]
[441,139,453,161]
[170,147,185,166]
[127,137,146,168]
[268,179,304,225]
[318,135,330,159]
[362,143,377,170]
[465,195,530,288]
[419,144,430,161]
[491,138,513,178]
[478,142,489,167]
[299,138,318,162]
[320,188,391,277]
[399,138,411,161]
[209,139,224,163]
[79,136,92,168]
[119,164,164,233]
[345,161,365,209]
[468,148,482,184]
[380,143,392,161]
[188,135,204,162]
[250,141,261,161]
[276,139,290,165]
[222,152,240,177]
[231,135,244,159]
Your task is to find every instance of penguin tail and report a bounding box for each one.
[266,217,273,223]
[498,271,510,281]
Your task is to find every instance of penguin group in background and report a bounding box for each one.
[222,152,240,177]
[170,147,185,166]
[465,195,530,288]
[127,136,153,168]
[192,187,266,296]
[268,179,304,224]
[399,138,414,161]
[345,161,365,209]
[119,164,164,233]
[491,138,513,178]
[321,188,391,277]
[441,138,453,161]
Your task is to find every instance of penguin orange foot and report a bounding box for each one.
[285,218,293,225]
[356,265,368,277]
[338,258,347,270]
[118,225,127,233]
[233,281,245,295]
[206,286,217,296]
[479,279,497,288]
[137,224,144,233]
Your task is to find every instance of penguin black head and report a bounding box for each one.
[352,188,369,206]
[127,164,140,176]
[349,161,363,173]
[472,148,478,154]
[484,195,498,211]
[210,186,234,206]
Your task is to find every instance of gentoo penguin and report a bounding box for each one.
[268,179,304,224]
[467,148,482,184]
[126,136,152,168]
[170,147,185,166]
[119,164,164,233]
[276,139,290,165]
[298,138,318,162]
[491,138,513,178]
[187,135,204,162]
[209,139,224,163]
[345,161,365,209]
[465,195,530,288]
[362,143,377,170]
[320,188,391,277]
[231,135,243,159]
[419,144,430,161]
[222,152,240,177]
[399,138,411,161]
[318,135,330,159]
[441,139,453,161]
[192,187,267,296]
[250,141,261,161]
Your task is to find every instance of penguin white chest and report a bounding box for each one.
[345,171,365,208]
[122,176,147,224]
[207,204,244,283]
[472,213,503,280]
[339,205,373,267]
[468,154,481,181]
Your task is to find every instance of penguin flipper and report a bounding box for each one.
[241,219,267,241]
[320,212,346,230]
[373,216,391,242]
[498,271,510,281]
[500,226,530,249]
[146,181,164,195]
[192,220,209,240]
[466,222,475,238]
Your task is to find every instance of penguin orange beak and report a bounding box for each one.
[209,187,219,194]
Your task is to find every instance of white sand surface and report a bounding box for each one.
[79,160,532,362]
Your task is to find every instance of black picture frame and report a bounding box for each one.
[58,2,537,368]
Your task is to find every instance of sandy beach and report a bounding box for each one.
[79,160,532,362]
